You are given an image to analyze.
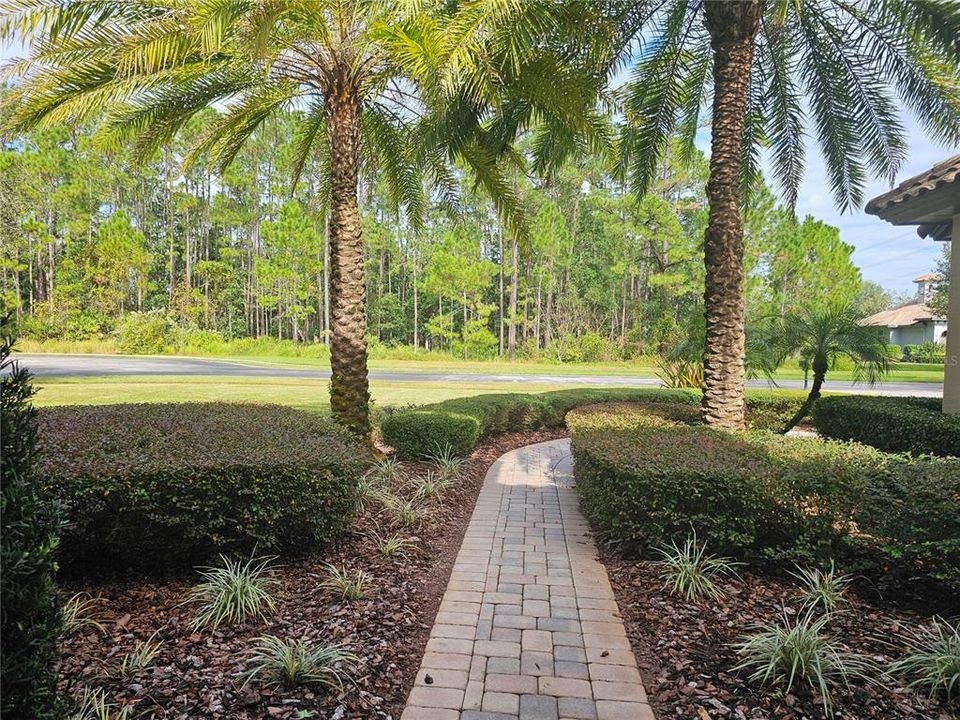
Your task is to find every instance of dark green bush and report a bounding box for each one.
[1,319,63,719]
[743,390,808,432]
[380,386,794,459]
[812,395,960,457]
[569,402,959,587]
[566,401,701,433]
[856,457,960,588]
[38,403,365,573]
[380,409,482,459]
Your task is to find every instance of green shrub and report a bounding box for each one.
[744,391,809,432]
[904,342,945,364]
[380,387,802,459]
[566,401,700,432]
[115,310,180,354]
[572,424,868,561]
[812,395,960,457]
[38,403,365,573]
[570,402,960,587]
[380,409,481,459]
[856,457,960,588]
[1,318,64,719]
[886,343,904,361]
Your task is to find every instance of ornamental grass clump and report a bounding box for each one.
[356,473,390,512]
[320,564,370,602]
[382,493,427,528]
[889,617,960,701]
[652,532,740,601]
[241,636,357,690]
[68,687,131,720]
[62,593,106,634]
[409,471,451,503]
[374,531,416,558]
[188,554,278,630]
[733,608,873,716]
[429,446,466,480]
[116,632,163,679]
[789,562,852,614]
[370,456,402,484]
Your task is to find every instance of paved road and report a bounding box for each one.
[16,353,943,397]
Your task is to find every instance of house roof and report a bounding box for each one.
[913,272,943,283]
[865,154,960,242]
[860,303,945,328]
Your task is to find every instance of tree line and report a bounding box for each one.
[3,105,875,360]
[2,0,958,435]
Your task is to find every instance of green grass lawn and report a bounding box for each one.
[32,375,586,411]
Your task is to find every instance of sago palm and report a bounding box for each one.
[764,302,889,432]
[0,0,607,434]
[615,0,960,429]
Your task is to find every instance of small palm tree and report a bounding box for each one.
[764,303,889,432]
[0,0,601,434]
[614,0,960,430]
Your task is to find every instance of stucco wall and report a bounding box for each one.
[889,322,937,348]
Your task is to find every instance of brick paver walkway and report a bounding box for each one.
[400,439,653,720]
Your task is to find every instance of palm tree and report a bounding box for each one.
[615,0,960,430]
[763,303,890,432]
[1,0,605,435]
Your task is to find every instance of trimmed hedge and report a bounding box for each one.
[381,387,805,459]
[570,402,960,587]
[812,395,960,457]
[38,403,365,573]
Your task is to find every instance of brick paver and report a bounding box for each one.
[401,439,654,720]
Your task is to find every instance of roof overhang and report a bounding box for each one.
[865,155,960,242]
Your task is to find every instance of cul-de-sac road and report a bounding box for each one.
[17,354,943,397]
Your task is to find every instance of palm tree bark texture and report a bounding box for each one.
[326,85,371,436]
[701,0,764,431]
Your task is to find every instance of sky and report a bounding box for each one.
[787,121,957,298]
[2,41,956,298]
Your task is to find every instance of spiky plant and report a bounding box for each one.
[320,564,370,603]
[381,493,427,528]
[428,446,466,481]
[374,532,416,559]
[68,688,131,720]
[356,473,389,512]
[652,533,740,601]
[370,457,402,485]
[242,636,358,691]
[187,554,279,630]
[409,472,451,503]
[116,632,163,680]
[889,617,960,702]
[789,562,852,615]
[62,593,105,634]
[733,607,873,716]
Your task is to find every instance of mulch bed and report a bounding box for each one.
[56,427,566,719]
[601,552,959,720]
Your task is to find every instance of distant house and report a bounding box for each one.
[860,274,947,350]
[865,154,958,413]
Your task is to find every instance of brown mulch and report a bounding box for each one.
[56,427,566,719]
[602,552,959,720]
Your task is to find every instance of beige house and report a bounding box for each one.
[865,154,959,413]
[860,274,947,350]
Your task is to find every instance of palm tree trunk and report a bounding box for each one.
[326,89,370,435]
[508,235,519,361]
[784,369,825,433]
[701,0,764,430]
